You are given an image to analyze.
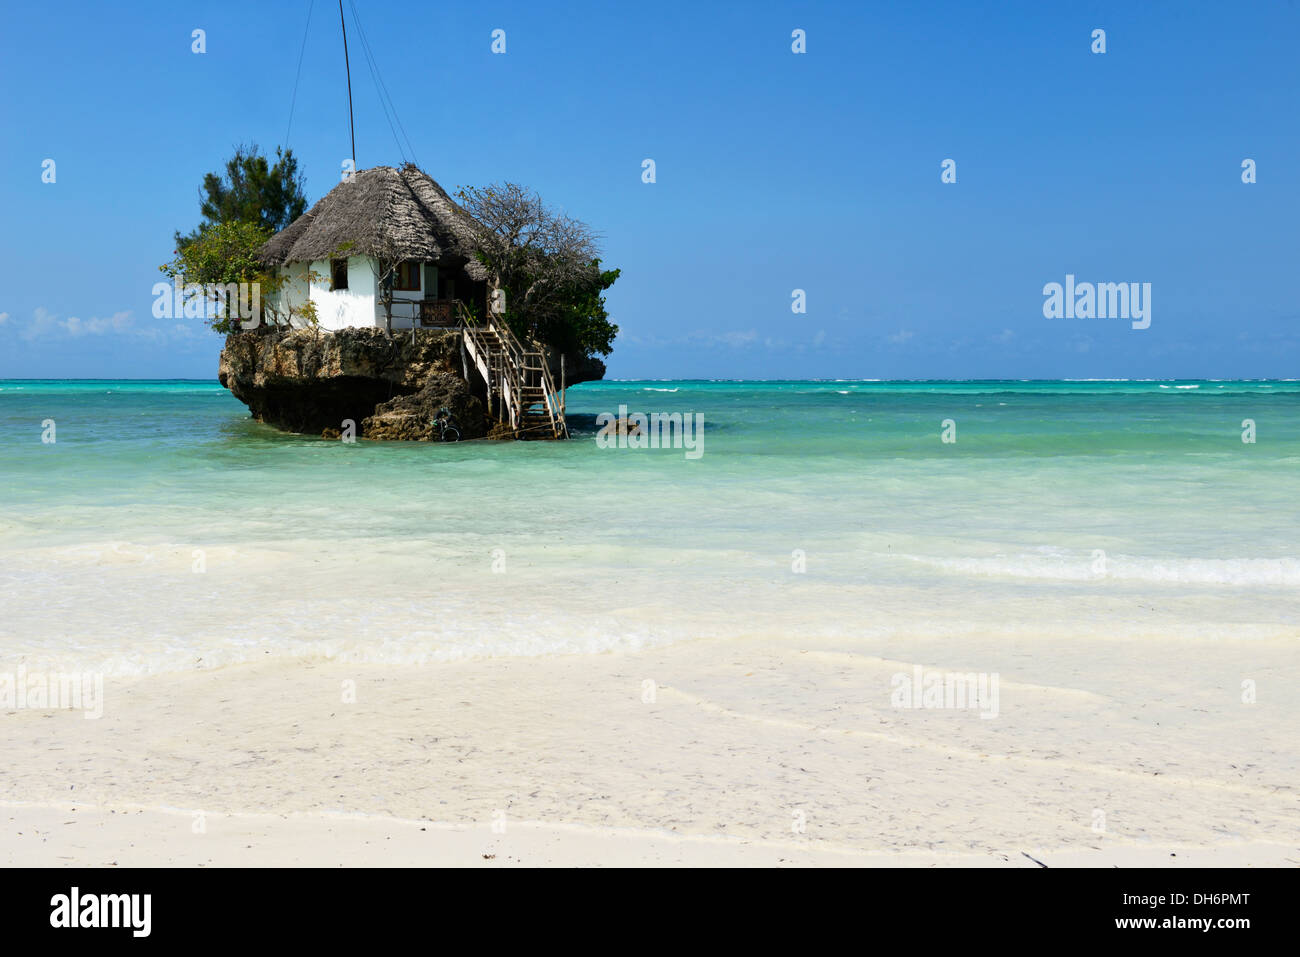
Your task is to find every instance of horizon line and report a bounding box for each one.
[3,377,1298,384]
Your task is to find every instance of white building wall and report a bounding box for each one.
[267,261,311,327]
[266,257,456,331]
[311,256,378,331]
[267,256,380,331]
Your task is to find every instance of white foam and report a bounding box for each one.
[900,552,1300,586]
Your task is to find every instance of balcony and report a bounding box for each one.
[384,297,465,328]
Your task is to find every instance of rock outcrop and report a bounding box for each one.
[361,372,485,441]
[218,326,604,440]
[218,327,485,437]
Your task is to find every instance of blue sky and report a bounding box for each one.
[1,0,1297,379]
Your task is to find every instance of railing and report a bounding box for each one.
[381,297,464,327]
[494,322,564,439]
[460,314,511,426]
[459,309,566,439]
[536,348,568,439]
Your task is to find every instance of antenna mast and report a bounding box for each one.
[339,0,356,169]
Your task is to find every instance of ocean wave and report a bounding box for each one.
[1,622,682,678]
[900,553,1300,586]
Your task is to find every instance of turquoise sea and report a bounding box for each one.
[2,379,1298,674]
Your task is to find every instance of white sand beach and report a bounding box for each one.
[6,0,1300,881]
[3,631,1296,867]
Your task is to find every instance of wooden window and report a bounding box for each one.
[393,262,421,292]
[330,259,349,291]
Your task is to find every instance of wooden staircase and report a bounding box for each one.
[460,312,567,439]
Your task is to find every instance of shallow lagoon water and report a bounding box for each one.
[1,379,1297,674]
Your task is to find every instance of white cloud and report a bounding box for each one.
[715,329,758,348]
[63,312,137,337]
[9,307,212,344]
[605,327,792,351]
[887,329,914,344]
[19,307,136,341]
[679,328,761,349]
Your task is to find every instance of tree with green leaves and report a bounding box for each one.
[532,262,620,358]
[165,145,309,332]
[175,144,308,251]
[456,183,619,359]
[159,221,278,333]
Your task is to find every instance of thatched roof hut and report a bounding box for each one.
[259,163,487,280]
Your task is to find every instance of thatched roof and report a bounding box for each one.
[259,163,488,280]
